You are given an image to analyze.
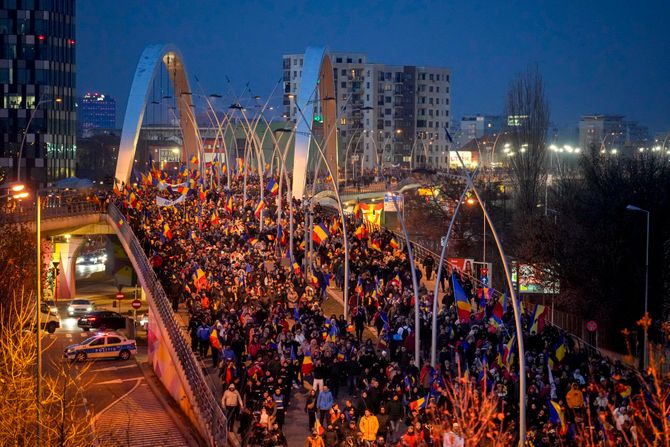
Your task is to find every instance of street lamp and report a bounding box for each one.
[626,204,650,370]
[16,96,62,183]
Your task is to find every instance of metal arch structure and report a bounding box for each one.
[115,44,200,184]
[291,46,338,199]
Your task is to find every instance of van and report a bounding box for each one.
[41,303,60,333]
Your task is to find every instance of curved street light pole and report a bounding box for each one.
[294,103,351,320]
[431,181,470,367]
[453,152,526,447]
[17,96,60,183]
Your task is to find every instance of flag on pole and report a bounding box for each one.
[292,262,301,275]
[210,211,220,226]
[254,200,265,219]
[370,239,382,252]
[312,223,330,245]
[354,225,367,240]
[193,267,207,290]
[225,196,233,213]
[452,273,471,322]
[162,222,173,241]
[190,154,199,165]
[266,178,279,195]
[314,418,325,435]
[529,304,547,334]
[408,395,428,411]
[389,238,399,249]
[548,400,567,435]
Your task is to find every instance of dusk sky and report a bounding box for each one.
[77,0,670,134]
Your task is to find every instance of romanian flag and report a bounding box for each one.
[389,274,402,290]
[188,229,197,240]
[292,262,301,275]
[354,225,367,240]
[199,187,206,202]
[408,395,428,411]
[314,419,325,435]
[236,157,244,173]
[301,354,313,375]
[312,223,330,245]
[249,238,259,246]
[355,277,364,297]
[113,182,121,197]
[548,400,567,435]
[190,154,198,165]
[492,292,506,325]
[503,335,515,367]
[529,304,547,334]
[225,196,233,213]
[266,178,279,195]
[210,328,222,351]
[193,267,207,290]
[353,203,361,219]
[254,200,265,219]
[389,238,399,250]
[453,273,471,322]
[210,211,220,226]
[162,222,173,241]
[370,239,382,252]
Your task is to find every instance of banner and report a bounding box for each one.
[156,194,188,207]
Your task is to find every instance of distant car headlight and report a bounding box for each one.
[86,307,92,312]
[68,306,74,312]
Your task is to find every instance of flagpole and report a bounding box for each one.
[453,152,526,447]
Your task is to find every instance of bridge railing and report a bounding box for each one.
[108,204,227,447]
[1,201,101,222]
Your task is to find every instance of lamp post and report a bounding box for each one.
[626,204,649,370]
[16,96,61,183]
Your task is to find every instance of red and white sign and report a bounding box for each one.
[586,320,598,332]
[131,299,142,310]
[115,292,124,300]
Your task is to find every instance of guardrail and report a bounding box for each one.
[108,204,228,447]
[1,201,101,222]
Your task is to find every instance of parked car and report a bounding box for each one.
[68,299,94,316]
[64,332,137,362]
[40,302,60,334]
[77,310,126,331]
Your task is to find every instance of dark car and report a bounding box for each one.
[77,311,126,331]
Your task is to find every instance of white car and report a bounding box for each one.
[64,332,137,362]
[68,299,94,316]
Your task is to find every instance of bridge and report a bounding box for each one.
[3,200,227,445]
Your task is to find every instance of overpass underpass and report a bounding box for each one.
[3,201,228,446]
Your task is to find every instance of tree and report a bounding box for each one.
[0,292,92,446]
[503,66,550,216]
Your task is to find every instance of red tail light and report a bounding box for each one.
[88,317,96,321]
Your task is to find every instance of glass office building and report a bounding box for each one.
[0,0,76,184]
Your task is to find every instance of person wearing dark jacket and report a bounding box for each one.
[323,424,339,447]
[376,406,391,440]
[386,394,404,442]
[305,389,318,430]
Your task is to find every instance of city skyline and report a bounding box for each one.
[77,1,670,132]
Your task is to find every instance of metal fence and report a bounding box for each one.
[108,204,228,447]
[1,201,100,222]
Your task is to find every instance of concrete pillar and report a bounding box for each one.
[53,237,86,300]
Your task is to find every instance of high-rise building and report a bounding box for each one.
[458,114,504,147]
[77,92,116,137]
[0,0,77,185]
[282,51,451,171]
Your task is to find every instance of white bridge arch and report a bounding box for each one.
[115,44,200,184]
[291,46,338,199]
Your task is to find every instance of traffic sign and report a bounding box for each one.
[115,292,124,300]
[586,320,598,332]
[131,299,141,310]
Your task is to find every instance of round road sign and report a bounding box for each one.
[115,292,124,300]
[586,320,598,332]
[131,299,142,310]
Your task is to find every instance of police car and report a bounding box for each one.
[64,332,137,362]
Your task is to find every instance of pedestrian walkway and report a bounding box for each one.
[93,379,194,447]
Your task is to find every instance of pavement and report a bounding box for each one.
[42,272,201,447]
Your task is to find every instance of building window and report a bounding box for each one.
[336,57,342,63]
[347,58,352,63]
[341,81,346,88]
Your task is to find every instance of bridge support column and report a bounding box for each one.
[52,237,85,300]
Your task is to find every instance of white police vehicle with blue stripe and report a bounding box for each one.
[64,332,137,362]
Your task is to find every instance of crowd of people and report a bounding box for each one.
[113,164,658,447]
